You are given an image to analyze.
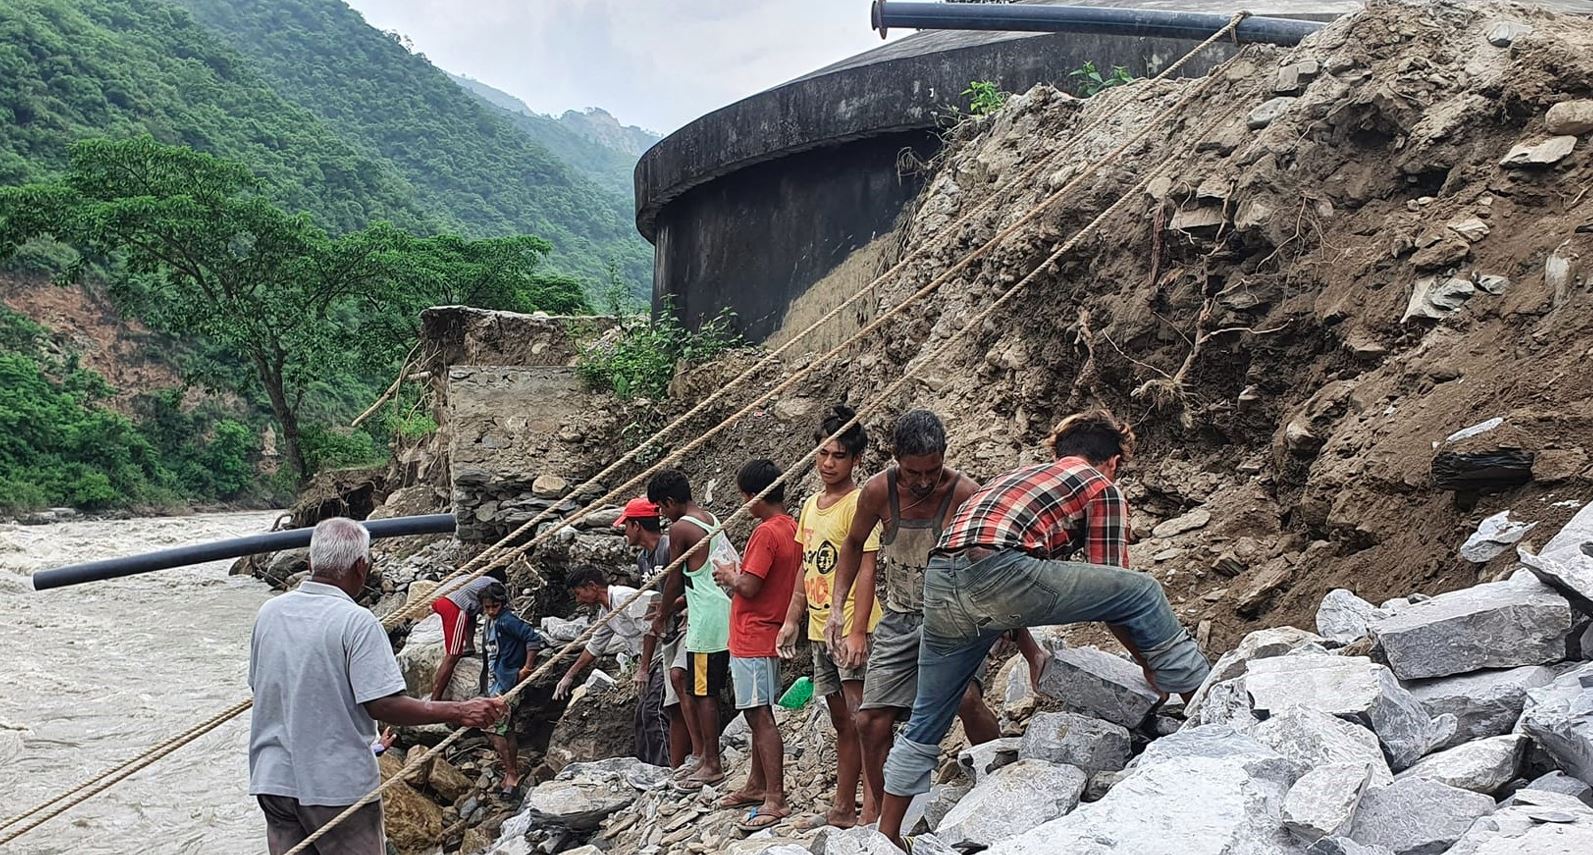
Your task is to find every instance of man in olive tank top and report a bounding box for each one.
[825,409,1049,821]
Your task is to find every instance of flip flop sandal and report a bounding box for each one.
[672,772,726,792]
[789,813,848,832]
[737,808,787,833]
[671,758,703,780]
[718,792,763,809]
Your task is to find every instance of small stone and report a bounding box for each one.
[427,756,473,802]
[1546,100,1593,136]
[1017,712,1132,773]
[1499,136,1577,168]
[1443,790,1593,855]
[957,737,1022,783]
[1083,768,1128,802]
[1184,676,1257,729]
[934,760,1087,850]
[919,782,971,834]
[1347,777,1495,855]
[532,473,570,499]
[1545,242,1581,309]
[1486,20,1533,47]
[1275,60,1319,93]
[1307,839,1394,855]
[1169,207,1226,236]
[1286,420,1325,456]
[1036,646,1163,728]
[1410,239,1471,273]
[1153,508,1213,538]
[1396,734,1526,795]
[1400,276,1463,323]
[822,826,905,855]
[1318,590,1386,646]
[1517,547,1593,615]
[1459,512,1536,563]
[1236,559,1294,617]
[1283,761,1374,842]
[1448,217,1490,243]
[1248,96,1295,129]
[1515,771,1593,807]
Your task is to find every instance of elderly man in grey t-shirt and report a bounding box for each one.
[249,518,505,854]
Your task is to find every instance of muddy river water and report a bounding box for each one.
[1,511,283,854]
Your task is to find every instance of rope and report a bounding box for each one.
[281,51,1258,855]
[0,14,1251,842]
[0,699,251,842]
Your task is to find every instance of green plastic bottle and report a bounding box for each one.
[777,676,813,709]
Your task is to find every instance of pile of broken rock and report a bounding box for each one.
[482,503,1593,855]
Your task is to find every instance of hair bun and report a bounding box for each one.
[830,403,856,422]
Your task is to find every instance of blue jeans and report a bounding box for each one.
[881,548,1209,796]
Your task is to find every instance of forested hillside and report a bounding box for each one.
[0,0,655,513]
[448,74,659,198]
[0,0,436,234]
[171,0,651,288]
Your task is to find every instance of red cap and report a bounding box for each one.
[614,497,660,528]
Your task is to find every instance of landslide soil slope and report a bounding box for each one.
[579,1,1593,654]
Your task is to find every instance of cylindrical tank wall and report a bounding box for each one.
[642,28,1244,341]
[653,131,938,340]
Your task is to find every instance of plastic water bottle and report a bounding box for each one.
[777,676,813,709]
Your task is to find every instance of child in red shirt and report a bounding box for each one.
[712,458,800,830]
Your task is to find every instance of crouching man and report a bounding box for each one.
[249,518,505,854]
[877,412,1211,846]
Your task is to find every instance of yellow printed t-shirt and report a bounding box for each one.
[795,490,882,641]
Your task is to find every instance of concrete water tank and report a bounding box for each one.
[633,1,1363,342]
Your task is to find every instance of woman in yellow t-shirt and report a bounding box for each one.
[776,404,880,829]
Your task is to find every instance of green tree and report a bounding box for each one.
[0,136,577,483]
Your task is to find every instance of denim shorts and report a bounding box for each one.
[923,549,1208,694]
[883,548,1210,798]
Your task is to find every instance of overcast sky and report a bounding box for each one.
[343,0,903,136]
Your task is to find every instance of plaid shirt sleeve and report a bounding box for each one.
[1084,481,1130,568]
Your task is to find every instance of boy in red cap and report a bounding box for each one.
[614,497,690,768]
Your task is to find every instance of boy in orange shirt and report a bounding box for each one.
[713,458,801,831]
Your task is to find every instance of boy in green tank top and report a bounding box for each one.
[647,469,732,790]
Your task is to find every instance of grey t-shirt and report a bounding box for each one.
[248,581,407,806]
[637,534,670,582]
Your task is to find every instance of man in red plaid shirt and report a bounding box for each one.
[877,410,1209,846]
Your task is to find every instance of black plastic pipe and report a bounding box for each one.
[872,1,1325,47]
[30,513,458,591]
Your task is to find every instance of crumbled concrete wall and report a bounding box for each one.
[447,365,608,543]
